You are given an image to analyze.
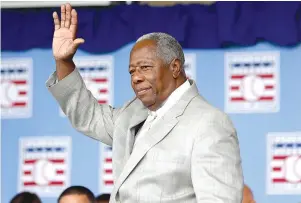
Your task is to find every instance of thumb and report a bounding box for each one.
[72,38,85,50]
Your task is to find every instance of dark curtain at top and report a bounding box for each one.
[2,1,301,53]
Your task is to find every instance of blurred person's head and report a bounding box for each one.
[130,32,187,111]
[95,193,110,203]
[58,186,95,203]
[242,184,256,203]
[10,191,41,203]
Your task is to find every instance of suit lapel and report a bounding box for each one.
[111,80,199,201]
[112,116,179,199]
[124,99,148,160]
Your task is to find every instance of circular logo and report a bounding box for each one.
[0,81,19,108]
[241,75,265,102]
[284,155,301,183]
[33,159,56,186]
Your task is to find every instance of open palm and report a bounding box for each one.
[52,4,84,61]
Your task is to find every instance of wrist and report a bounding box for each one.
[55,59,76,81]
[55,58,74,64]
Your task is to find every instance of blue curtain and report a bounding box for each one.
[2,1,301,53]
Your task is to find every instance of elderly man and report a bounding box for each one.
[47,3,243,203]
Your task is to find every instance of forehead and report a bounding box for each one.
[130,40,158,63]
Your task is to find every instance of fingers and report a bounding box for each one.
[70,9,78,34]
[53,12,60,30]
[65,3,72,28]
[73,38,85,45]
[60,4,66,28]
[72,38,85,50]
[55,3,78,34]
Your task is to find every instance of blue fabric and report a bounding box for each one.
[2,1,301,53]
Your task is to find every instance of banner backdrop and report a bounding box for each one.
[1,42,301,203]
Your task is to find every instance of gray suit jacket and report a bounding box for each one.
[46,69,243,203]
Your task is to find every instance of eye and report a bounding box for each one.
[141,66,151,70]
[129,69,134,75]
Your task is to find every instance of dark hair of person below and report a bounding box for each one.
[10,191,41,203]
[58,185,95,203]
[96,193,110,201]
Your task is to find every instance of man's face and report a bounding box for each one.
[129,40,174,110]
[59,194,91,203]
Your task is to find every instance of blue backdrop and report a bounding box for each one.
[2,41,301,203]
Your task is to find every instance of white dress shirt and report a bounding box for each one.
[134,80,191,146]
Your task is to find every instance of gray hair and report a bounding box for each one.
[136,32,185,67]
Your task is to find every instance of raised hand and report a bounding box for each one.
[52,3,84,61]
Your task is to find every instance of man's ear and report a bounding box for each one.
[170,59,182,78]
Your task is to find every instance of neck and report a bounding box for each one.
[147,77,187,111]
[176,76,187,88]
[147,103,162,111]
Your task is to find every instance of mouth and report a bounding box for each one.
[136,87,151,96]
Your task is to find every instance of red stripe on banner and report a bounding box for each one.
[98,100,107,104]
[24,182,36,186]
[24,171,31,175]
[104,180,114,185]
[12,80,27,85]
[230,86,240,90]
[99,89,108,93]
[56,170,64,174]
[12,102,26,107]
[49,181,64,186]
[258,74,274,78]
[265,85,274,90]
[259,96,274,101]
[230,97,245,101]
[105,158,112,163]
[24,159,36,164]
[49,159,65,163]
[272,178,286,183]
[272,167,281,172]
[273,156,288,160]
[105,169,112,173]
[231,75,245,79]
[19,91,27,95]
[92,78,107,83]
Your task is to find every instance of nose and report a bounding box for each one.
[132,72,145,84]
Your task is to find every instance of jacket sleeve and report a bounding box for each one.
[191,112,244,203]
[46,68,123,146]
